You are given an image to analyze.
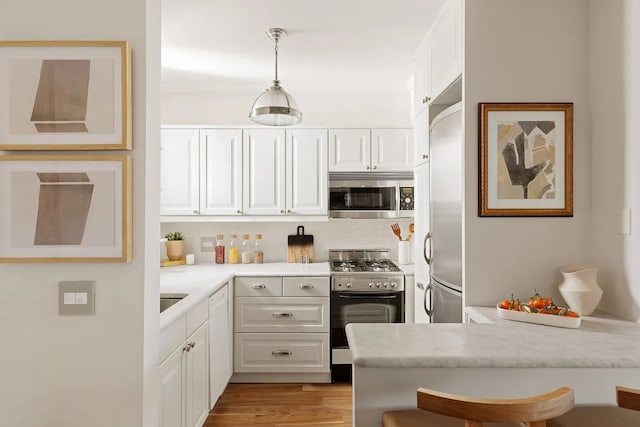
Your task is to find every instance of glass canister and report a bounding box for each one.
[228,234,239,264]
[214,234,225,264]
[241,234,252,264]
[254,234,264,264]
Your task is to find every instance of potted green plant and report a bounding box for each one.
[164,231,185,261]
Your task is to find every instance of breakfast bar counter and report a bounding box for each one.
[346,308,640,426]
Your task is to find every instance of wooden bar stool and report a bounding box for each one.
[547,386,640,426]
[382,387,575,427]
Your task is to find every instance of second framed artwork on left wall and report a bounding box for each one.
[0,41,131,150]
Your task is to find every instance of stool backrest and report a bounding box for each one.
[417,387,575,427]
[617,386,640,412]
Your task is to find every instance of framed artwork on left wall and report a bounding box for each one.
[0,155,132,262]
[0,41,131,150]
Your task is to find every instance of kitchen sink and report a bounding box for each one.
[160,293,188,313]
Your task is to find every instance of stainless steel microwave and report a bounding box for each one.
[328,172,414,219]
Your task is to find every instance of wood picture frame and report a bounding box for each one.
[0,41,131,150]
[0,155,132,262]
[479,102,573,217]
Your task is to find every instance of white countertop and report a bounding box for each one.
[160,262,330,330]
[346,306,640,369]
[397,263,414,275]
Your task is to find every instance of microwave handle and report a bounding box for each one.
[423,232,431,265]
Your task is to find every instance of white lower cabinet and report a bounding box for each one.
[160,301,210,427]
[233,276,330,382]
[208,284,232,409]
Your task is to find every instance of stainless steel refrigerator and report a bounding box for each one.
[422,102,463,323]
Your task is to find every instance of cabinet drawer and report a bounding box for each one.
[235,277,283,297]
[235,297,329,333]
[187,298,209,336]
[160,314,186,363]
[234,333,329,373]
[282,277,329,297]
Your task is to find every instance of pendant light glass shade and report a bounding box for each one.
[249,28,302,126]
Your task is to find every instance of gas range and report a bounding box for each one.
[329,249,405,292]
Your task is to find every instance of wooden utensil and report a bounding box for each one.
[407,223,415,240]
[391,223,402,240]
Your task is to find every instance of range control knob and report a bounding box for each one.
[376,283,382,288]
[345,282,352,288]
[391,282,397,288]
[369,282,375,288]
[383,282,390,288]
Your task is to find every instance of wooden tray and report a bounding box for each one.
[161,257,186,267]
[496,305,581,329]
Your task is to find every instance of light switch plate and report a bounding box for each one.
[201,236,215,252]
[59,281,95,315]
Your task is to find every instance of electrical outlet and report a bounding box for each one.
[201,236,215,252]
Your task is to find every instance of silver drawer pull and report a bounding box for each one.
[272,350,292,356]
[251,284,266,289]
[298,284,314,290]
[272,312,293,318]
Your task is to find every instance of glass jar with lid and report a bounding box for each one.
[228,234,239,264]
[214,234,225,264]
[254,234,264,263]
[241,234,252,264]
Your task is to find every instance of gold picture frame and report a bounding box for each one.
[479,103,573,217]
[0,155,132,262]
[0,41,131,150]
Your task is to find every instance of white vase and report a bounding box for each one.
[558,265,603,315]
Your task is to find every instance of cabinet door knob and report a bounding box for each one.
[236,210,242,214]
[372,165,378,170]
[189,341,196,349]
[280,209,285,214]
[366,165,371,170]
[271,350,292,356]
[422,154,428,159]
[286,209,292,214]
[192,209,199,214]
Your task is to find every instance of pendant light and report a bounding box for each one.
[249,28,302,126]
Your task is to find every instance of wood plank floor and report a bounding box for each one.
[205,383,353,426]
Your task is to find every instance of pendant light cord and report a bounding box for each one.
[274,36,279,83]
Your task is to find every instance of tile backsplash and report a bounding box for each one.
[160,218,414,264]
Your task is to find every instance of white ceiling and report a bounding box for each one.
[161,0,445,94]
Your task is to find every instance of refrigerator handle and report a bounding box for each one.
[423,232,431,265]
[424,282,432,321]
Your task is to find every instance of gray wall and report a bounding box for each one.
[463,0,592,308]
[0,1,161,426]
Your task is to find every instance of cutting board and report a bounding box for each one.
[287,225,314,263]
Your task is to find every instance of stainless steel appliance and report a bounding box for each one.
[328,172,414,219]
[329,249,405,382]
[425,102,463,323]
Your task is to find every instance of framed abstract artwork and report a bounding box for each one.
[479,103,573,217]
[0,155,132,262]
[0,41,131,150]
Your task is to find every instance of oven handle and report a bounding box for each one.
[337,294,399,300]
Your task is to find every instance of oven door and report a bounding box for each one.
[330,291,404,349]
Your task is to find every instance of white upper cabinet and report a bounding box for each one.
[160,128,200,215]
[412,35,431,117]
[329,128,413,172]
[428,0,462,100]
[243,129,286,215]
[200,129,243,215]
[286,129,328,215]
[328,129,370,172]
[371,129,414,171]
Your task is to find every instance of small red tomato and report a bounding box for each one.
[498,300,510,309]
